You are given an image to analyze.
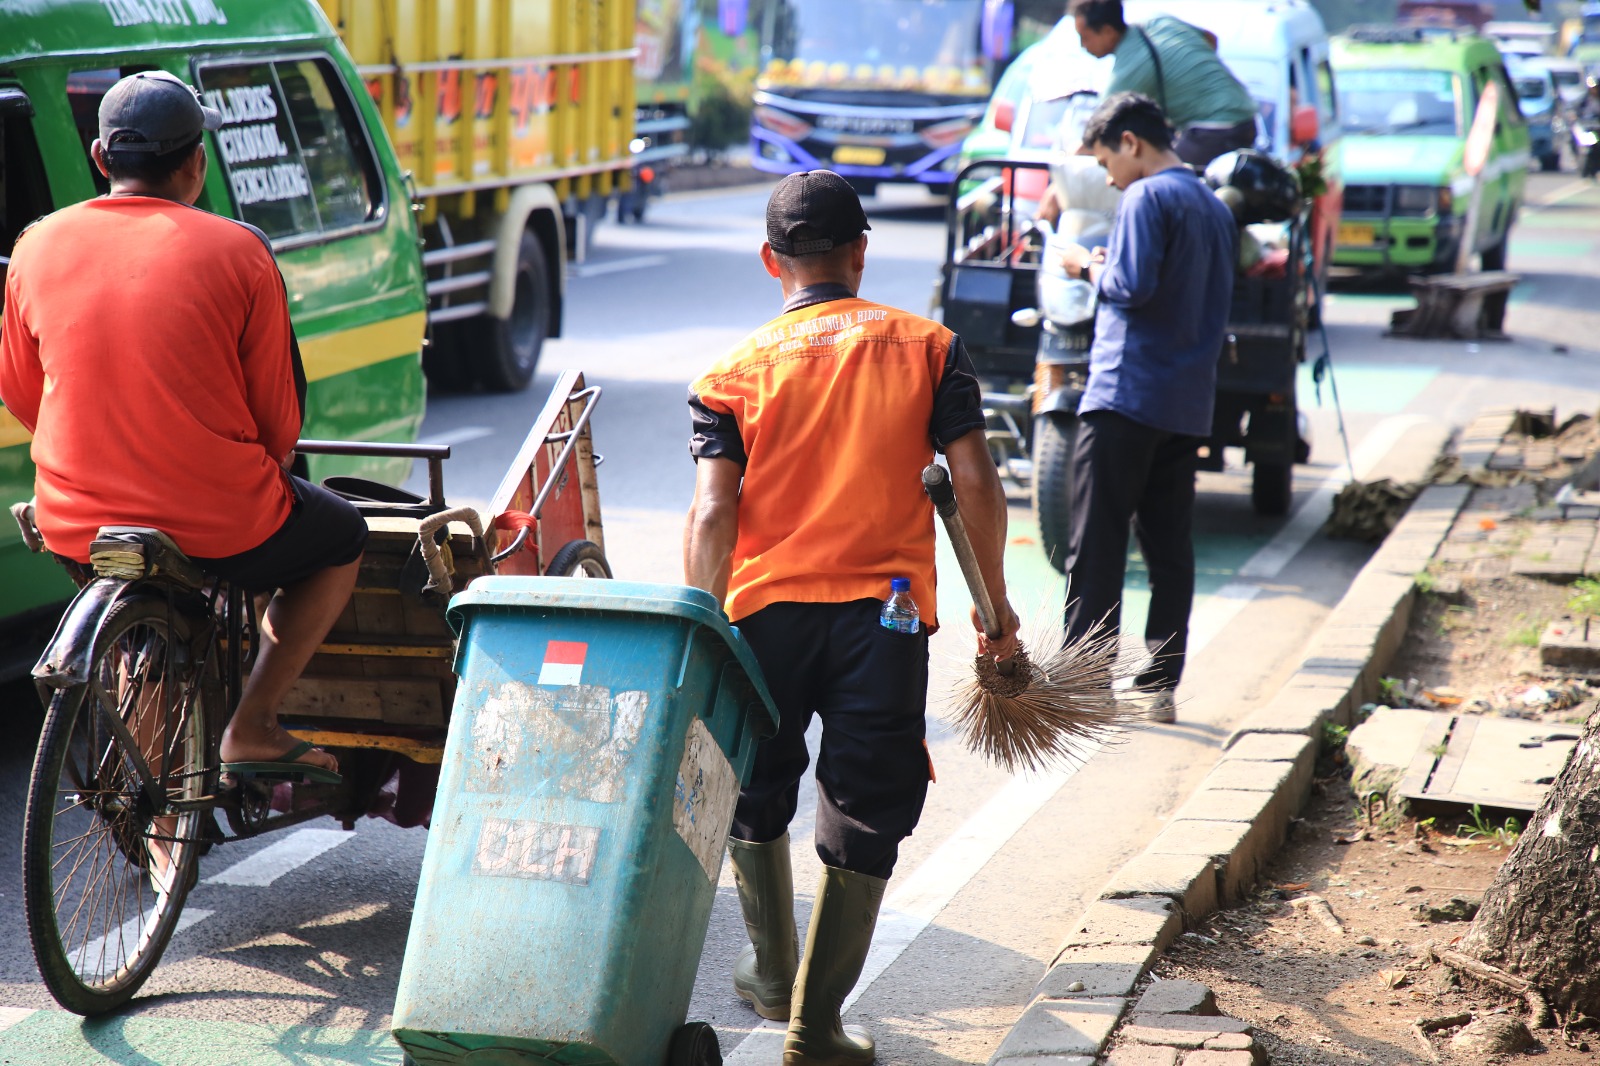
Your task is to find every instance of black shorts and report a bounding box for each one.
[192,476,368,592]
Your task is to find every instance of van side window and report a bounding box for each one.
[1315,61,1338,124]
[197,57,381,243]
[65,69,122,196]
[1,90,54,292]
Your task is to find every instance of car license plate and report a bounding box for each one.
[1338,222,1377,246]
[833,145,886,166]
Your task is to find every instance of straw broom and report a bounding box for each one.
[922,464,1145,773]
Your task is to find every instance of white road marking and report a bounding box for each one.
[74,908,213,976]
[1525,179,1594,213]
[722,412,1431,1062]
[418,425,494,448]
[0,1008,35,1034]
[205,828,353,888]
[572,254,668,278]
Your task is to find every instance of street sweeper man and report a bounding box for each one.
[683,170,1019,1066]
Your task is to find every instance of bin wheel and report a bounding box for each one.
[667,1021,722,1066]
[1032,411,1078,575]
[1251,460,1294,517]
[546,539,613,578]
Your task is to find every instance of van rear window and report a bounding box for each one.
[197,58,380,243]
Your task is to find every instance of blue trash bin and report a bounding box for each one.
[392,578,778,1066]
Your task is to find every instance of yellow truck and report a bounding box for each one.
[320,0,636,391]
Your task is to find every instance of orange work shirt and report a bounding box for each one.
[689,284,985,626]
[0,196,300,562]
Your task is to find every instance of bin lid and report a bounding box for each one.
[448,577,778,727]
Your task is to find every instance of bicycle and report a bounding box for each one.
[16,371,609,1016]
[17,441,457,1015]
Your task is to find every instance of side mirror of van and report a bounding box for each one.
[1291,104,1320,147]
[994,100,1016,133]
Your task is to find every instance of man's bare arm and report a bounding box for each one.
[944,429,1020,660]
[683,457,742,603]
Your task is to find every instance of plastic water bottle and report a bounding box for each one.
[879,577,920,634]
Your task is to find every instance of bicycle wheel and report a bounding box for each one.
[23,594,212,1015]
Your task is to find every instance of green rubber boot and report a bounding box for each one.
[728,834,798,1020]
[783,865,887,1066]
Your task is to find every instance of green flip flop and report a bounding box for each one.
[221,739,342,785]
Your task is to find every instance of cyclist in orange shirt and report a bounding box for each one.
[684,171,1017,1066]
[0,73,362,814]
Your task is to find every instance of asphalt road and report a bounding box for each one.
[0,173,1597,1066]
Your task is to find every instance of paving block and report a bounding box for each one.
[1147,819,1273,903]
[1036,944,1157,1000]
[1122,1015,1252,1049]
[992,1057,1095,1066]
[1540,618,1600,669]
[1057,896,1182,953]
[1220,733,1316,809]
[1133,979,1217,1016]
[1223,694,1331,749]
[1199,758,1292,799]
[1099,851,1219,925]
[1201,1034,1254,1051]
[1104,1047,1180,1066]
[990,997,1126,1059]
[1179,1052,1257,1066]
[1174,789,1275,827]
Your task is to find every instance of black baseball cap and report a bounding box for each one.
[98,71,222,156]
[765,171,871,256]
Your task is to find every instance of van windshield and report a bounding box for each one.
[1548,68,1582,91]
[1337,68,1461,135]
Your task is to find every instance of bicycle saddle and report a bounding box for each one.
[88,527,205,590]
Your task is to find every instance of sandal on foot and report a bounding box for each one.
[221,740,342,785]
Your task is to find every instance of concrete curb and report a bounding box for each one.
[986,410,1518,1065]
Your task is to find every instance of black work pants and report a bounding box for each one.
[1174,120,1257,169]
[1063,409,1200,692]
[731,599,930,880]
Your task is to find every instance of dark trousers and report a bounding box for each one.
[1174,120,1257,169]
[732,599,930,880]
[1063,409,1200,692]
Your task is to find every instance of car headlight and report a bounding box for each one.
[1393,185,1451,216]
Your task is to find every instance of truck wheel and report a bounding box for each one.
[1032,412,1078,575]
[475,231,549,393]
[1250,460,1293,517]
[422,321,479,393]
[546,540,613,578]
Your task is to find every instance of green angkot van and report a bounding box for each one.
[1330,24,1529,275]
[0,0,428,675]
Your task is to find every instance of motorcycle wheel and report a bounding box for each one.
[1032,411,1078,575]
[1251,460,1294,517]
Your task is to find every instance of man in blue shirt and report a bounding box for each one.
[1058,92,1236,722]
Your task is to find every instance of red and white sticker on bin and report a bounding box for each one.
[537,640,587,686]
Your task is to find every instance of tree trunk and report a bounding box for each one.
[1460,709,1600,1017]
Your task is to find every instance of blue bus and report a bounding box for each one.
[746,0,1057,193]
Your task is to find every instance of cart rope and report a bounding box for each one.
[418,507,486,593]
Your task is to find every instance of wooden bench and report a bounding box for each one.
[1388,270,1520,340]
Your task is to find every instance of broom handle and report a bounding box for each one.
[922,464,1016,675]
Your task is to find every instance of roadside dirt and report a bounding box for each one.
[1149,413,1600,1064]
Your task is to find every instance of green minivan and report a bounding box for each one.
[1330,25,1529,275]
[1,1,428,674]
